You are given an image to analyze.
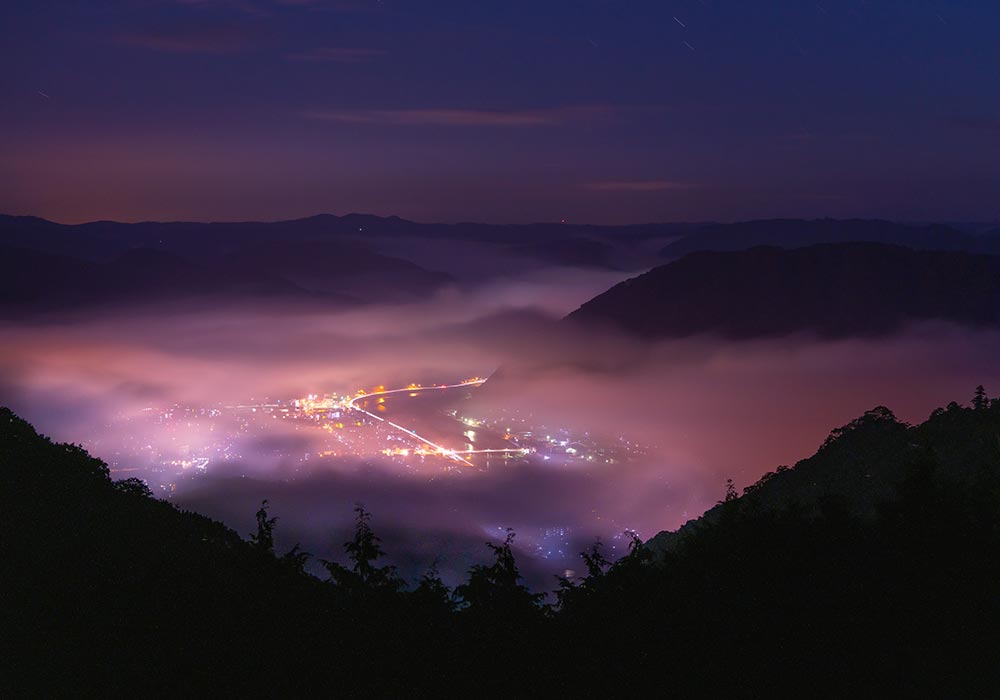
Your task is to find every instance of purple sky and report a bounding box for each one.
[3,0,1000,224]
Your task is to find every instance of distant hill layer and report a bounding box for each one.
[0,245,353,314]
[567,242,1000,339]
[0,214,701,297]
[0,245,332,311]
[5,214,997,267]
[0,213,696,262]
[0,236,459,312]
[660,218,1000,258]
[7,213,1000,312]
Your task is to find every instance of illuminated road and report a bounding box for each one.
[347,378,490,467]
[347,379,486,405]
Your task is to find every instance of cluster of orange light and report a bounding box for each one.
[299,396,337,413]
[381,447,412,457]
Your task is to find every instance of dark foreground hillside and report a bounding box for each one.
[3,391,1000,697]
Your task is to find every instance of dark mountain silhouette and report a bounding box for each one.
[659,218,1000,259]
[0,214,697,275]
[0,213,692,255]
[0,214,699,306]
[3,388,1000,695]
[945,221,1000,235]
[567,242,1000,339]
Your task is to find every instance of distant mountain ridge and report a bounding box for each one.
[660,218,1000,259]
[0,214,495,311]
[5,215,995,264]
[7,214,1000,314]
[0,213,697,262]
[0,214,702,294]
[567,242,1000,339]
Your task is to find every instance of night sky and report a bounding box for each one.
[3,0,999,224]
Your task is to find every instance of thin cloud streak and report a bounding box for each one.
[118,22,260,53]
[173,0,265,12]
[953,117,1000,133]
[585,180,696,192]
[288,47,386,62]
[304,105,613,127]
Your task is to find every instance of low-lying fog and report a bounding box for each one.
[4,265,999,588]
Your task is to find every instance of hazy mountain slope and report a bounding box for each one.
[508,237,620,269]
[0,245,333,313]
[223,239,455,301]
[0,221,466,311]
[567,242,1000,339]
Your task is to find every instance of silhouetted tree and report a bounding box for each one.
[721,477,738,503]
[112,477,153,498]
[620,530,651,568]
[323,504,402,597]
[281,543,311,573]
[973,385,988,411]
[581,539,611,579]
[821,406,902,449]
[249,499,277,554]
[410,560,454,613]
[556,539,610,609]
[455,529,544,624]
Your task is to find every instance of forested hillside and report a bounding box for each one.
[3,389,999,696]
